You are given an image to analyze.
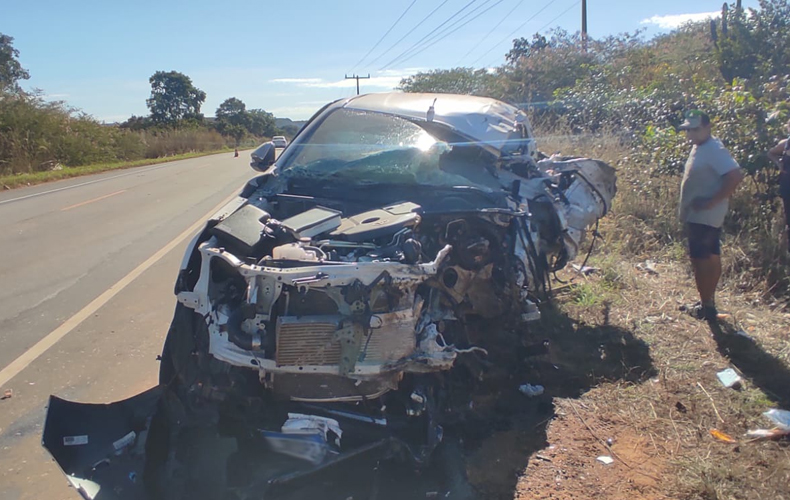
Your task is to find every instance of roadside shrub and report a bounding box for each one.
[0,93,129,174]
[140,128,231,159]
[0,92,238,175]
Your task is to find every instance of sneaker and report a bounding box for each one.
[679,301,701,314]
[681,302,718,321]
[694,303,719,321]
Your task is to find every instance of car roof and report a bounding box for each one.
[341,92,532,157]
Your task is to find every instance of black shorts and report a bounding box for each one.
[686,223,721,259]
[780,171,790,229]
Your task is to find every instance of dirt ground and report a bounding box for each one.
[464,250,790,500]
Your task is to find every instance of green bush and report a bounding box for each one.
[0,92,238,175]
[0,94,127,174]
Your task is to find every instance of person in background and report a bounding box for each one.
[767,119,790,249]
[678,110,745,321]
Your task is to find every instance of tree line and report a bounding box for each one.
[119,70,288,144]
[0,35,291,175]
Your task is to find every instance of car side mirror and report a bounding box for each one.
[250,142,276,172]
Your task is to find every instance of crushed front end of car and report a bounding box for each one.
[43,93,616,500]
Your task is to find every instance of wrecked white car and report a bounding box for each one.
[43,92,616,500]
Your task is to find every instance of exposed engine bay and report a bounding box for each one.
[41,93,616,500]
[171,155,615,397]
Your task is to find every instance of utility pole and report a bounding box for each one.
[345,74,371,95]
[581,0,588,53]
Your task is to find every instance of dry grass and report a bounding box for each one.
[515,251,790,499]
[514,125,790,499]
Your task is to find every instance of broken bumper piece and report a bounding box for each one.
[42,386,430,500]
[42,387,163,500]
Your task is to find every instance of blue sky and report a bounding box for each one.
[3,0,759,122]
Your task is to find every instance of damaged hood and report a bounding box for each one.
[343,92,535,158]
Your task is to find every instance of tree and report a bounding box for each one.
[215,97,249,144]
[0,33,30,93]
[714,0,790,83]
[146,71,206,126]
[398,68,499,96]
[119,114,152,131]
[247,109,277,137]
[216,97,246,123]
[505,34,549,64]
[498,28,627,105]
[213,99,277,142]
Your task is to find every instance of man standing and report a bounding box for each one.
[678,110,744,321]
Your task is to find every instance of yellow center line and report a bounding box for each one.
[61,189,127,211]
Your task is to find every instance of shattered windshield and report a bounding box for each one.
[277,108,501,189]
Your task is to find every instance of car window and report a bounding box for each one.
[276,108,500,189]
[281,109,436,169]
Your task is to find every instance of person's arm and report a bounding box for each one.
[705,168,745,207]
[692,147,744,210]
[768,139,788,168]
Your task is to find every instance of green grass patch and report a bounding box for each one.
[0,147,251,190]
[569,282,605,307]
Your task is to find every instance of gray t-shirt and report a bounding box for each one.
[679,137,740,228]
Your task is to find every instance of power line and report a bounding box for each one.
[470,0,557,66]
[348,0,418,73]
[485,0,580,67]
[389,0,506,69]
[458,0,525,64]
[535,0,579,34]
[380,0,479,70]
[366,0,452,69]
[386,0,500,69]
[380,0,480,70]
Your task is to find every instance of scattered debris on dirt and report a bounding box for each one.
[1,389,12,400]
[746,409,790,441]
[514,248,790,500]
[571,264,599,275]
[635,260,659,275]
[716,368,743,389]
[710,429,737,444]
[519,384,545,397]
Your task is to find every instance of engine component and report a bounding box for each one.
[227,303,262,351]
[330,202,421,242]
[211,204,270,255]
[272,243,320,261]
[279,206,342,239]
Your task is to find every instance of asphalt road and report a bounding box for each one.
[0,152,258,500]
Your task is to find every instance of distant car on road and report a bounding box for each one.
[272,135,288,148]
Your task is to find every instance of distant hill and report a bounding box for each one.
[275,117,307,129]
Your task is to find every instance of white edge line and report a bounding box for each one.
[0,189,242,389]
[0,159,215,206]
